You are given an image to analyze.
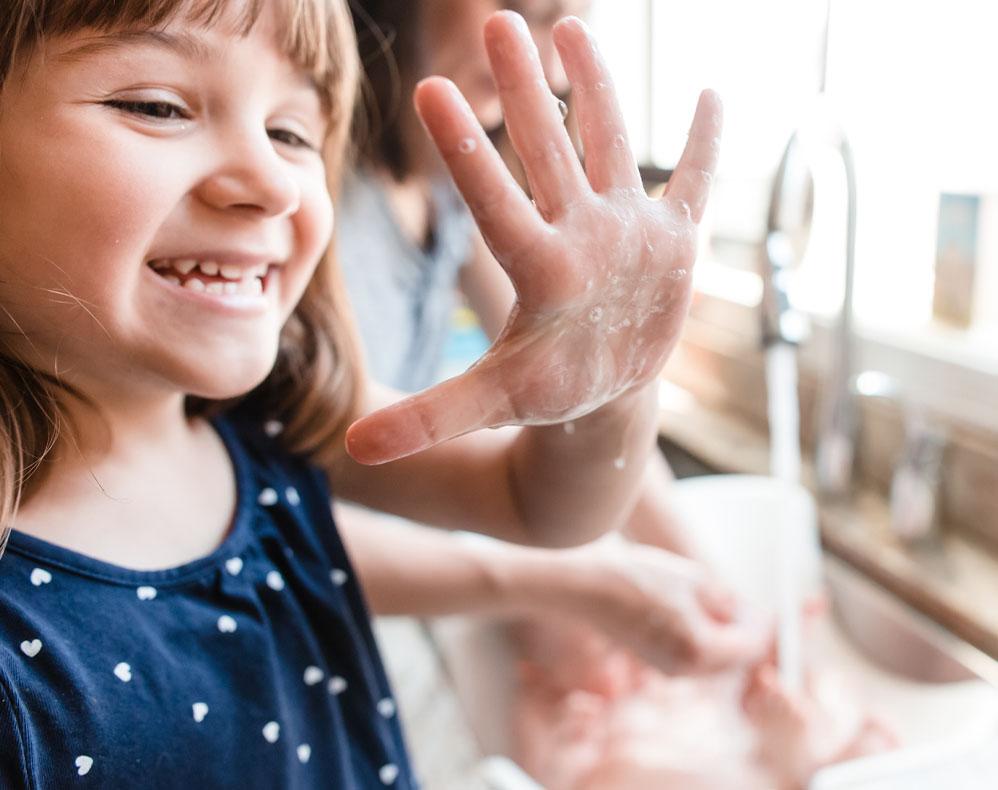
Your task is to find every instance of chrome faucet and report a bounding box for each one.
[764,105,859,498]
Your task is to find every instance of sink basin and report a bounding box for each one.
[432,472,998,789]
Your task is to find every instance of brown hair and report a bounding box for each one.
[349,0,427,181]
[0,0,364,556]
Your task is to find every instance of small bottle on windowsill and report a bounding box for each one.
[932,193,980,328]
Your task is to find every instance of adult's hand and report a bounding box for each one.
[555,536,768,676]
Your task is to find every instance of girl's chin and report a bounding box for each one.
[181,356,279,403]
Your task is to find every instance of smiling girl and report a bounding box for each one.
[0,0,721,785]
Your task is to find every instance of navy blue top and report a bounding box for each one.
[0,411,417,789]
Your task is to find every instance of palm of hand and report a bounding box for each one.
[347,12,721,464]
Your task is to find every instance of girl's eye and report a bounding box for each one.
[103,99,188,120]
[269,128,315,150]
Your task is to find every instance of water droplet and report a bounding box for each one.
[557,99,569,120]
[595,81,606,91]
[563,421,576,435]
[613,457,626,470]
[666,268,688,281]
[589,306,604,322]
[457,137,477,154]
[645,242,654,254]
[612,134,625,149]
[677,200,691,219]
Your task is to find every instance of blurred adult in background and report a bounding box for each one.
[335,0,767,676]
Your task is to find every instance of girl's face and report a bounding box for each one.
[423,0,591,130]
[0,4,334,405]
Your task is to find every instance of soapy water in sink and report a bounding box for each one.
[507,612,897,790]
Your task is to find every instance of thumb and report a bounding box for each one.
[346,367,505,465]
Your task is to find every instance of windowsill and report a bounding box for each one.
[692,256,998,433]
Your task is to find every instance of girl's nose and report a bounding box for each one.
[198,133,302,218]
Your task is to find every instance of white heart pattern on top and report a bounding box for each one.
[379,763,400,785]
[330,569,348,586]
[262,721,280,743]
[297,744,311,764]
[303,666,324,686]
[20,639,42,658]
[30,568,52,587]
[258,488,279,507]
[113,662,132,683]
[192,702,209,723]
[75,755,93,776]
[327,676,347,695]
[265,571,285,591]
[136,586,157,601]
[263,419,284,437]
[225,557,243,576]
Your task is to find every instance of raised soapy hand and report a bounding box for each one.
[346,11,721,465]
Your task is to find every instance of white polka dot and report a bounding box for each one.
[263,420,284,437]
[192,702,209,723]
[217,615,237,633]
[258,487,279,506]
[136,586,157,601]
[330,568,348,586]
[225,557,243,576]
[75,756,93,776]
[297,744,311,764]
[266,570,285,591]
[379,763,400,784]
[285,487,301,506]
[262,721,280,743]
[30,568,52,586]
[328,676,347,695]
[303,666,324,686]
[377,698,396,718]
[20,639,41,658]
[113,662,132,683]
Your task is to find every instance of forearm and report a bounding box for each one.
[508,383,659,547]
[336,502,569,617]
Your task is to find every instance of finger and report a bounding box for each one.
[552,16,642,193]
[664,89,723,224]
[695,579,739,624]
[345,366,505,465]
[694,620,771,674]
[413,77,546,264]
[484,11,588,218]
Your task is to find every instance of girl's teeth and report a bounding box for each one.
[199,261,220,276]
[184,278,207,293]
[164,275,181,286]
[222,282,239,295]
[220,264,243,280]
[204,282,225,295]
[175,259,198,275]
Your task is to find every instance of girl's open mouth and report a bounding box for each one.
[147,258,272,296]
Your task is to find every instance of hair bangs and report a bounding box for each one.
[2,0,358,123]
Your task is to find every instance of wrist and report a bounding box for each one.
[481,542,590,619]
